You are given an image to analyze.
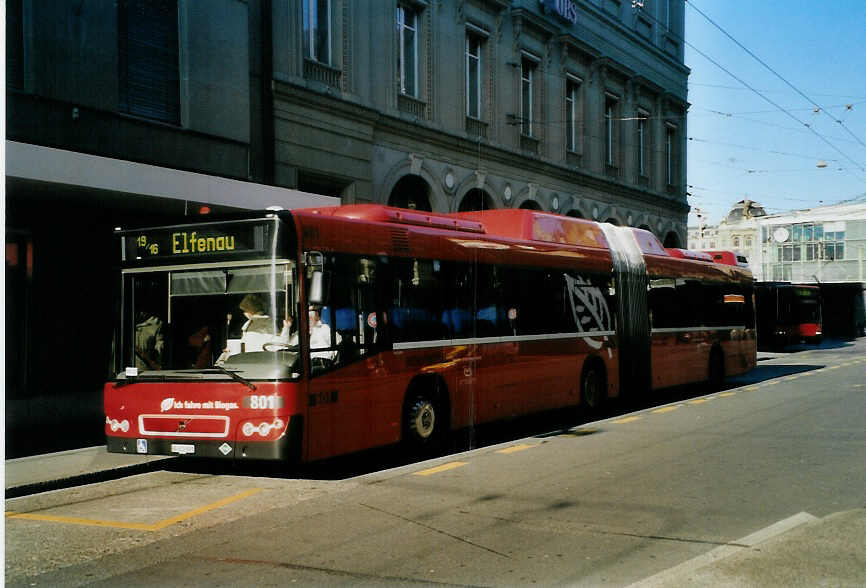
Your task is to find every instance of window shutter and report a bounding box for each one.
[119,0,180,125]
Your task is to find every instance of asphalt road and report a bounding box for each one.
[5,339,865,587]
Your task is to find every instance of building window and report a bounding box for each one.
[636,110,650,176]
[796,223,844,261]
[604,96,619,167]
[118,0,180,125]
[397,5,418,97]
[665,123,677,185]
[733,236,740,248]
[521,58,535,136]
[824,229,845,261]
[466,34,482,119]
[7,0,24,90]
[566,78,581,152]
[303,0,330,64]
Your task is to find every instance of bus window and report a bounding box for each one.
[390,257,449,342]
[129,273,168,371]
[308,254,380,372]
[123,264,295,375]
[649,278,677,329]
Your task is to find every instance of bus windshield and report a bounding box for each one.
[124,263,299,379]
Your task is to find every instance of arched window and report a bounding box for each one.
[388,175,432,211]
[458,188,494,212]
[663,231,682,248]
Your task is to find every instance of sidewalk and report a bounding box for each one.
[632,508,866,587]
[4,446,173,495]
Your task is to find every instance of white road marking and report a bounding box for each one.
[627,511,818,587]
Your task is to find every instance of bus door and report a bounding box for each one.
[649,277,703,389]
[303,254,389,461]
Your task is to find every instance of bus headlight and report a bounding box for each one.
[238,418,287,439]
[106,416,130,433]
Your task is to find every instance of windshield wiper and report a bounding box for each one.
[200,365,257,390]
[113,367,256,390]
[113,372,166,388]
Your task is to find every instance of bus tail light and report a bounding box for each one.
[239,418,286,439]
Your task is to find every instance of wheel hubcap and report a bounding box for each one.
[412,401,435,439]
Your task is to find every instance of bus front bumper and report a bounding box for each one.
[106,415,303,461]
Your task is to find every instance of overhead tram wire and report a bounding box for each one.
[689,82,866,100]
[695,108,864,147]
[684,0,866,151]
[684,39,866,178]
[631,2,866,179]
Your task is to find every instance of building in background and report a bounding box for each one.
[688,199,866,340]
[6,0,690,455]
[275,0,689,244]
[688,199,766,270]
[755,200,866,285]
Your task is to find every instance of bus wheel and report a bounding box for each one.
[403,388,443,452]
[708,349,725,390]
[581,362,606,414]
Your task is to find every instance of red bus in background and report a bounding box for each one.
[755,282,823,350]
[702,250,750,268]
[105,205,756,462]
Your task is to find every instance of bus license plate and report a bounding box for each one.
[171,444,195,455]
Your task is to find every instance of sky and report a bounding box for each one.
[683,0,866,226]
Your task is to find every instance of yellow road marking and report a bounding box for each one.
[413,461,468,476]
[5,488,262,532]
[718,392,736,397]
[149,488,262,531]
[496,444,536,454]
[689,398,713,404]
[612,416,642,424]
[651,406,680,414]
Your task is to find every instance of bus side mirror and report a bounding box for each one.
[309,271,325,305]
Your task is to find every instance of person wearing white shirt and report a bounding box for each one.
[308,307,341,363]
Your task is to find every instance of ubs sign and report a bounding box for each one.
[540,0,578,25]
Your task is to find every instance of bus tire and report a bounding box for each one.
[708,348,725,390]
[581,360,606,414]
[402,379,448,453]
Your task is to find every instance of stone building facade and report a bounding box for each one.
[275,0,690,246]
[5,0,689,454]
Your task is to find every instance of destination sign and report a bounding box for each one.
[124,223,267,260]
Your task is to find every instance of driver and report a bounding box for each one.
[236,293,276,353]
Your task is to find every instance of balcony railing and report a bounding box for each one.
[465,117,488,139]
[303,59,341,90]
[520,134,539,155]
[398,93,427,119]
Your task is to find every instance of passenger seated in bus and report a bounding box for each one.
[309,306,341,366]
[187,325,212,368]
[134,310,164,370]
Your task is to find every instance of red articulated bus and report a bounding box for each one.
[105,205,756,462]
[702,250,750,269]
[755,282,822,350]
